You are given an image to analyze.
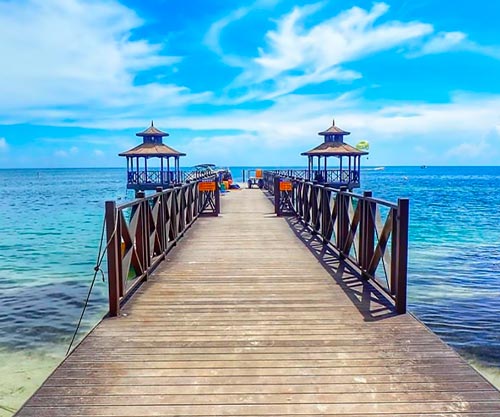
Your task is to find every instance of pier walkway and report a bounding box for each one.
[17,188,500,416]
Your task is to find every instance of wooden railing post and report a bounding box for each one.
[359,190,373,273]
[105,201,120,317]
[395,198,409,314]
[142,197,151,278]
[274,176,281,215]
[134,193,147,279]
[337,187,348,255]
[311,186,319,233]
[366,193,375,272]
[321,187,332,242]
[390,207,398,296]
[214,181,220,216]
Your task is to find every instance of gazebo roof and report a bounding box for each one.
[119,142,186,157]
[136,121,169,137]
[318,119,350,136]
[301,141,368,157]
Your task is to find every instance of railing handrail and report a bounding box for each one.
[263,170,409,314]
[104,178,220,316]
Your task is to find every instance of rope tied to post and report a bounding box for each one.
[66,212,118,356]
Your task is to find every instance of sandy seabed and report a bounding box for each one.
[0,349,61,417]
[470,361,500,390]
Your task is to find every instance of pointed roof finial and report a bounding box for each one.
[136,121,169,138]
[318,119,350,137]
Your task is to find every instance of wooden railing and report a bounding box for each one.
[264,172,409,314]
[104,179,220,316]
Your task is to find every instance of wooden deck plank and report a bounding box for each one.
[15,188,500,416]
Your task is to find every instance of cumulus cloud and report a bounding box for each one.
[0,0,208,124]
[144,92,500,162]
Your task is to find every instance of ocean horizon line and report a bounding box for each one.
[1,164,500,170]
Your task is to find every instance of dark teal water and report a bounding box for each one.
[0,167,499,370]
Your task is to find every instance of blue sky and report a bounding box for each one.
[1,0,500,168]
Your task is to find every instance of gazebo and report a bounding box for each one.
[301,119,368,190]
[119,122,186,191]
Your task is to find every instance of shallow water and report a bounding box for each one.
[360,166,500,368]
[0,166,499,414]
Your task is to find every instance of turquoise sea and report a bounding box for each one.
[0,166,499,414]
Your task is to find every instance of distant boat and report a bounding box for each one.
[373,167,385,171]
[420,165,427,169]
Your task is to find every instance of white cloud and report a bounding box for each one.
[0,0,208,123]
[408,31,467,57]
[69,90,500,150]
[54,150,68,158]
[205,0,282,67]
[205,7,250,56]
[229,2,433,98]
[94,149,104,157]
[0,137,8,151]
[446,140,489,159]
[409,31,500,60]
[54,146,78,158]
[103,90,495,165]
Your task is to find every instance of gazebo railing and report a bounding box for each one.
[263,172,409,314]
[264,169,360,185]
[127,170,181,187]
[104,178,220,316]
[127,168,228,189]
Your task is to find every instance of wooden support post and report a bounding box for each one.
[359,190,373,273]
[105,201,120,317]
[274,176,281,215]
[395,198,409,314]
[311,186,318,233]
[170,189,178,242]
[135,200,146,279]
[390,207,398,295]
[143,198,151,278]
[337,187,348,255]
[321,187,331,243]
[214,181,220,216]
[366,192,375,272]
[159,193,167,252]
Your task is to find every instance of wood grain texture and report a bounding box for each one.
[16,188,500,416]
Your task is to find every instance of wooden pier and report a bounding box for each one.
[16,187,500,416]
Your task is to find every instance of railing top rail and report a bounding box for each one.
[116,188,172,210]
[364,196,399,209]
